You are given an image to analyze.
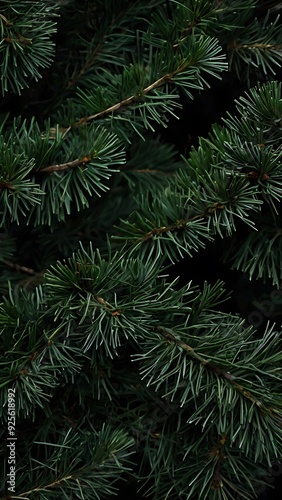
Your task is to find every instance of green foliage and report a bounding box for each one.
[0,1,58,95]
[2,420,135,500]
[1,244,282,499]
[1,1,282,499]
[116,80,282,284]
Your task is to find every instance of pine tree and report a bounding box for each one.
[1,1,282,499]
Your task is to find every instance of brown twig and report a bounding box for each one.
[0,180,16,190]
[3,260,37,275]
[228,41,282,50]
[38,155,92,173]
[140,213,204,241]
[11,475,74,498]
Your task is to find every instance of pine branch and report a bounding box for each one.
[0,1,58,95]
[154,325,236,382]
[153,325,282,419]
[75,70,186,126]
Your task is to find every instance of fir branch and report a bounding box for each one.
[0,1,58,95]
[73,38,224,127]
[154,325,237,382]
[75,73,175,126]
[154,325,282,421]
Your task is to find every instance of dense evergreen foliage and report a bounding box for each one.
[1,1,282,499]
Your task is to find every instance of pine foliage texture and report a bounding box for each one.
[1,1,282,499]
